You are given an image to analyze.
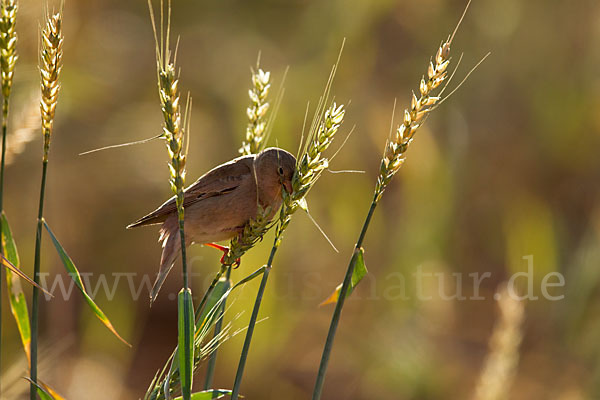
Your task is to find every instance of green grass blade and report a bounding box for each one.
[199,266,266,335]
[174,390,232,400]
[42,220,130,346]
[1,212,19,265]
[196,277,230,331]
[231,265,266,289]
[178,288,195,400]
[1,212,50,295]
[148,267,266,399]
[320,247,368,306]
[6,270,31,360]
[24,378,64,400]
[39,380,66,400]
[1,212,32,361]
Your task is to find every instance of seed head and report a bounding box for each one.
[39,11,63,161]
[240,68,270,156]
[276,102,345,244]
[0,0,18,101]
[375,40,451,201]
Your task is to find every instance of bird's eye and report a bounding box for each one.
[278,166,284,176]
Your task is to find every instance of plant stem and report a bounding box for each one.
[203,265,232,392]
[312,197,378,400]
[0,98,7,214]
[31,159,48,400]
[0,96,7,398]
[177,214,193,400]
[195,266,226,320]
[178,219,188,289]
[230,243,278,400]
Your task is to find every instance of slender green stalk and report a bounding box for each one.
[0,0,18,392]
[148,205,273,398]
[202,165,274,389]
[311,198,376,399]
[203,265,231,391]
[230,245,277,400]
[30,159,48,400]
[231,102,345,400]
[0,99,7,215]
[204,62,271,382]
[179,221,188,289]
[311,37,454,400]
[30,10,63,400]
[149,2,192,398]
[0,99,6,396]
[196,265,228,318]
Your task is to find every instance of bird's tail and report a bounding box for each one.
[149,219,180,305]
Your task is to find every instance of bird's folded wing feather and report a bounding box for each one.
[128,155,255,227]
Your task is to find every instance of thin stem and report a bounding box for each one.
[177,215,192,400]
[0,96,7,398]
[230,243,278,400]
[31,159,49,400]
[203,265,232,391]
[178,218,188,289]
[312,197,378,400]
[0,98,8,212]
[195,266,226,320]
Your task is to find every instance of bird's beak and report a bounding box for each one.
[283,181,293,195]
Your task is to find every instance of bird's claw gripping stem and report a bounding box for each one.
[205,243,241,267]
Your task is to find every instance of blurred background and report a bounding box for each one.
[1,0,600,399]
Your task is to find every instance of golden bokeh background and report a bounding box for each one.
[2,0,600,399]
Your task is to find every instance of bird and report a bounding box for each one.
[127,147,297,304]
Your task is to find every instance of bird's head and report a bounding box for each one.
[255,147,296,197]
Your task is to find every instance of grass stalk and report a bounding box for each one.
[30,9,63,400]
[30,159,47,400]
[0,98,8,211]
[0,0,18,392]
[230,244,276,400]
[148,205,273,398]
[204,66,273,390]
[203,265,231,391]
[311,36,455,400]
[0,97,5,398]
[230,101,346,400]
[149,1,193,397]
[311,198,376,399]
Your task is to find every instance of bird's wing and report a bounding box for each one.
[127,155,255,228]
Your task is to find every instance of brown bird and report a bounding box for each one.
[128,147,296,303]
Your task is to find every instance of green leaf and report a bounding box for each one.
[36,386,54,400]
[163,275,233,393]
[1,212,50,295]
[200,265,266,331]
[39,381,67,400]
[1,212,19,265]
[173,390,232,400]
[231,265,266,289]
[196,277,230,331]
[24,378,65,400]
[320,247,368,306]
[178,288,195,400]
[43,220,130,346]
[163,268,261,394]
[148,266,268,399]
[2,212,31,362]
[198,266,266,334]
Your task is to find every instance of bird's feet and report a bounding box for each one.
[205,243,241,267]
